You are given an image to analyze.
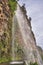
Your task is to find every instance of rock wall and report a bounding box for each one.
[14,4,43,65]
[0,0,11,61]
[0,0,43,65]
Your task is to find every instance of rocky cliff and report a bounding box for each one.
[13,4,43,65]
[0,0,43,65]
[0,0,17,63]
[0,0,13,63]
[0,0,10,36]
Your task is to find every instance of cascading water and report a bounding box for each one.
[12,4,43,65]
[12,14,15,61]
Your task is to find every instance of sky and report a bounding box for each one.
[18,0,43,49]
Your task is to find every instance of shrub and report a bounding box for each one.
[30,62,38,65]
[8,0,17,12]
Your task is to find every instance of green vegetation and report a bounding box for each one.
[0,29,11,63]
[29,62,38,65]
[15,45,24,60]
[41,55,43,60]
[8,0,17,13]
[0,57,11,63]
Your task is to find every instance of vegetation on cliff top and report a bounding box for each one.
[8,0,17,13]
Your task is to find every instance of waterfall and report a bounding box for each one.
[12,12,19,61]
[12,15,15,61]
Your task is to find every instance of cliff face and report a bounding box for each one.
[0,0,9,44]
[13,4,43,65]
[0,0,43,65]
[0,0,17,63]
[0,0,12,62]
[0,0,10,36]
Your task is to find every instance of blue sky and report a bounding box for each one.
[18,0,43,49]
